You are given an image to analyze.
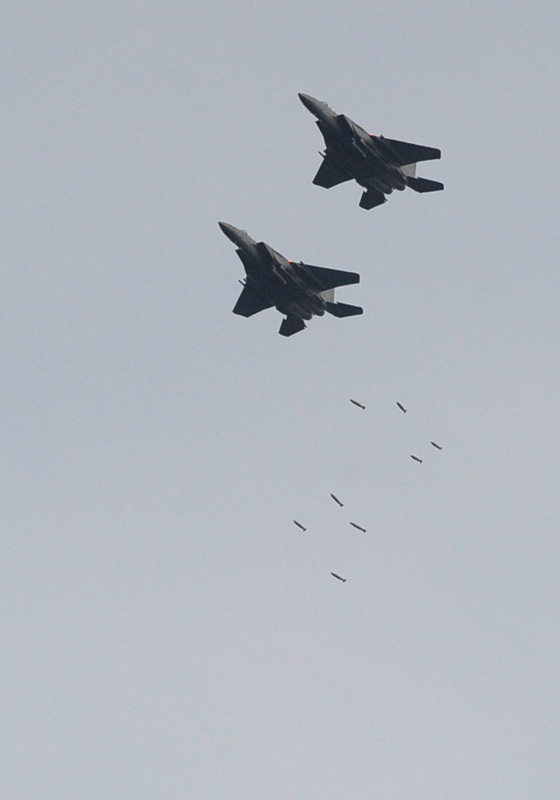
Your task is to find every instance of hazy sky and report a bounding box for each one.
[3,2,560,798]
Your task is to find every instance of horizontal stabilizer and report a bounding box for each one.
[406,176,444,193]
[301,263,360,290]
[233,285,273,317]
[313,156,351,189]
[279,315,306,337]
[359,188,386,210]
[377,136,441,166]
[325,301,363,318]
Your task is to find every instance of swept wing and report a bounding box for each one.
[313,156,352,189]
[233,285,273,317]
[375,136,441,166]
[299,263,360,291]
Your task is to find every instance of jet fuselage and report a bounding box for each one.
[315,115,407,196]
[298,93,443,209]
[223,227,327,320]
[219,222,362,336]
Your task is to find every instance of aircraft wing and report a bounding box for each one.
[313,155,352,188]
[376,136,441,166]
[299,263,360,290]
[233,285,273,317]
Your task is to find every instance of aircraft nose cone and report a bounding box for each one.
[218,221,237,241]
[298,93,318,112]
[219,221,248,248]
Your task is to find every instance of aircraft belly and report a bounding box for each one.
[276,290,322,320]
[289,301,315,320]
[370,178,393,194]
[354,160,385,186]
[248,275,282,309]
[351,156,405,193]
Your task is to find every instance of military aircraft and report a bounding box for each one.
[298,93,443,210]
[219,222,363,336]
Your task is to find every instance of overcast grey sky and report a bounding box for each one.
[2,1,560,798]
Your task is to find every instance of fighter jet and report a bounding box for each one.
[396,401,407,413]
[219,222,363,336]
[330,493,344,507]
[293,520,307,532]
[330,572,347,583]
[410,455,423,463]
[431,441,443,450]
[350,399,365,409]
[298,93,443,210]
